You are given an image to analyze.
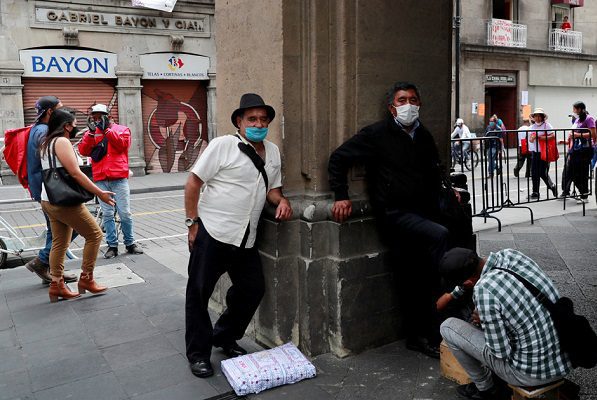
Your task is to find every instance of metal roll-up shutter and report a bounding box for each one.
[141,80,208,174]
[22,78,119,125]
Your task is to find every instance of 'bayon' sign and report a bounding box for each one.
[20,49,117,78]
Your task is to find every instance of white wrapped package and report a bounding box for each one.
[221,342,316,395]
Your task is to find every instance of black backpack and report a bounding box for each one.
[496,268,597,369]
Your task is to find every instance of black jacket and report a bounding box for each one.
[328,116,443,217]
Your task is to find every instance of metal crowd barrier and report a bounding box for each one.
[451,128,594,231]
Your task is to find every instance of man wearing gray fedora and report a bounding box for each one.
[183,93,293,378]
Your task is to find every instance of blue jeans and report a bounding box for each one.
[441,318,565,391]
[38,209,79,264]
[487,147,498,175]
[96,179,135,247]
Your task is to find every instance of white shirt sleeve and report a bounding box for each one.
[191,136,229,183]
[268,143,283,190]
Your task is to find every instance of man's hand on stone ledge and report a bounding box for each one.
[332,200,352,223]
[275,198,293,221]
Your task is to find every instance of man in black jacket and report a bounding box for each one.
[328,82,449,358]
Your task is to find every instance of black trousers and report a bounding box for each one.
[513,151,531,177]
[185,220,265,363]
[566,147,594,197]
[531,152,555,194]
[382,211,449,344]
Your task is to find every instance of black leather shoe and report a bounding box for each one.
[190,360,213,378]
[219,342,248,358]
[126,243,144,255]
[406,337,440,359]
[456,383,499,399]
[104,247,118,259]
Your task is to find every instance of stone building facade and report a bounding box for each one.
[456,0,597,139]
[0,0,216,180]
[1,0,455,358]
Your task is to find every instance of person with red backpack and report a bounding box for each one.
[23,96,78,284]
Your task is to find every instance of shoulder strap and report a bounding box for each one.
[48,138,58,170]
[235,135,269,191]
[494,267,555,311]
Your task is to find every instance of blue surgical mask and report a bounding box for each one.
[489,122,496,128]
[245,127,268,142]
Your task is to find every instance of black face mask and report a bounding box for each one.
[68,126,80,139]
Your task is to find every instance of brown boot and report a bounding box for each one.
[49,279,81,303]
[78,272,108,295]
[25,257,52,283]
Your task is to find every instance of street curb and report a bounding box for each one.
[0,184,185,205]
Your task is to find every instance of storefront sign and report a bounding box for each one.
[34,7,209,37]
[551,0,584,7]
[132,0,177,12]
[485,74,516,86]
[20,49,117,78]
[140,53,209,80]
[489,18,513,47]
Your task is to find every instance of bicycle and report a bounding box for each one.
[451,139,480,171]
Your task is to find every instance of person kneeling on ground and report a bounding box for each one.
[439,248,571,400]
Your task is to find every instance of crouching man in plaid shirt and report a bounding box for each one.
[438,248,571,400]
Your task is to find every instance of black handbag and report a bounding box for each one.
[495,268,597,369]
[42,139,95,206]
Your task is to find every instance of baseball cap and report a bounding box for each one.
[438,248,479,291]
[90,104,109,114]
[34,96,61,122]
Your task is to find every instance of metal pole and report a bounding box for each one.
[454,0,461,118]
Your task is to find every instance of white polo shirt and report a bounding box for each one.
[191,134,282,248]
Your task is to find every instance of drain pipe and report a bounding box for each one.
[454,0,461,119]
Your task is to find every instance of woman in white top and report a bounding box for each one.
[528,108,557,200]
[39,108,115,302]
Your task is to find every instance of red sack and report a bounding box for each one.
[520,138,529,156]
[2,125,32,189]
[539,136,559,163]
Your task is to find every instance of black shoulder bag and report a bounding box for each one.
[495,267,597,369]
[235,135,268,192]
[90,134,109,162]
[42,139,95,206]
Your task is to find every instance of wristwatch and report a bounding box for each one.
[185,217,200,228]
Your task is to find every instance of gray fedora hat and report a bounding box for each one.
[231,93,275,128]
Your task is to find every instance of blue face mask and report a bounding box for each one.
[245,127,268,142]
[489,122,496,128]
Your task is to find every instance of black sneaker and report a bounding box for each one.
[104,247,118,259]
[126,243,144,255]
[457,383,497,399]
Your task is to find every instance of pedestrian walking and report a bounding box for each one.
[559,101,596,203]
[484,116,504,178]
[513,118,531,178]
[40,108,114,302]
[78,104,143,258]
[439,248,571,400]
[23,96,78,284]
[184,93,293,378]
[328,81,460,359]
[528,108,558,200]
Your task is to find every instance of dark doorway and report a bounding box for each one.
[485,86,517,148]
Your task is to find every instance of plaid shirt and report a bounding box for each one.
[474,249,572,380]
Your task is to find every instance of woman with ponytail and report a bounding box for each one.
[40,108,115,302]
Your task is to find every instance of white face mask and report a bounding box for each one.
[393,104,420,126]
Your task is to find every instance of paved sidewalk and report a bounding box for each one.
[1,211,596,399]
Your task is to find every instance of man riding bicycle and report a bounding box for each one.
[451,118,472,163]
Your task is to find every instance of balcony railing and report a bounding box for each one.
[549,29,582,53]
[486,18,527,48]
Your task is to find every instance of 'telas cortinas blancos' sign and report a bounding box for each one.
[140,53,209,80]
[20,49,117,78]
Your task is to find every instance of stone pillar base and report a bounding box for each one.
[210,195,403,357]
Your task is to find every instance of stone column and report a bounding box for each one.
[207,72,216,140]
[0,61,25,184]
[215,0,454,357]
[115,70,146,176]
